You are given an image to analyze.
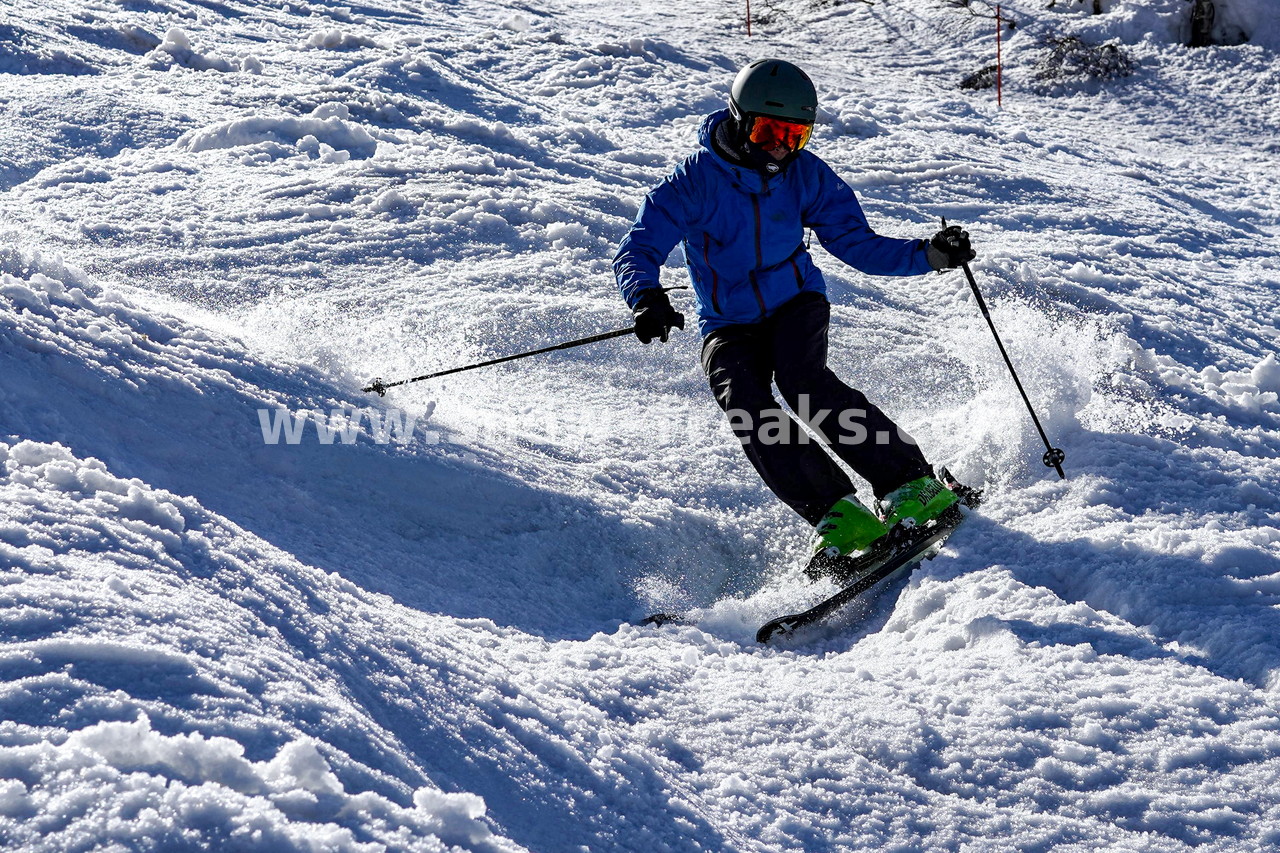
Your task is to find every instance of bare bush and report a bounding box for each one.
[959,64,998,90]
[1031,35,1135,93]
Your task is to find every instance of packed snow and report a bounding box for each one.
[2,0,1279,850]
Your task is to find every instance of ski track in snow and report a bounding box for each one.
[2,0,1280,850]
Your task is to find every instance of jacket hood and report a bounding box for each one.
[697,109,730,151]
[697,109,771,193]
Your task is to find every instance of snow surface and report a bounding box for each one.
[2,0,1280,850]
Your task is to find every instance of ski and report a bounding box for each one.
[756,506,966,644]
[641,470,981,639]
[640,612,688,627]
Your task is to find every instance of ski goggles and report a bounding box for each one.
[747,115,813,152]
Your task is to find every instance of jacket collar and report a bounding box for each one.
[698,110,771,193]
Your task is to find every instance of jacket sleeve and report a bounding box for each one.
[804,158,933,277]
[613,162,696,309]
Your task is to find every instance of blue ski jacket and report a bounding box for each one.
[614,110,933,336]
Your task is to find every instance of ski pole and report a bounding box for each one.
[363,287,688,396]
[944,219,1066,479]
[363,327,634,396]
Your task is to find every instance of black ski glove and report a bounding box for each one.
[926,225,976,270]
[631,289,685,344]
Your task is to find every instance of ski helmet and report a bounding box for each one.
[728,59,817,124]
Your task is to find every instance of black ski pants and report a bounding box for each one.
[701,292,931,526]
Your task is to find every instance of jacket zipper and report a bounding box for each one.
[703,233,721,314]
[748,195,767,318]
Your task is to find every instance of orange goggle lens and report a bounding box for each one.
[748,116,813,152]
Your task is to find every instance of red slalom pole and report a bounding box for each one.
[746,0,752,37]
[996,5,1003,108]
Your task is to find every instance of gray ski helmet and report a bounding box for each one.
[729,59,817,123]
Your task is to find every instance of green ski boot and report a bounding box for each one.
[812,493,889,559]
[880,475,960,531]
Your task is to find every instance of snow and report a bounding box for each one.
[177,104,383,159]
[2,0,1280,850]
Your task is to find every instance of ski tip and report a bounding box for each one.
[756,617,800,644]
[640,612,686,627]
[756,624,784,644]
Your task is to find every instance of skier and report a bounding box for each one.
[613,59,977,571]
